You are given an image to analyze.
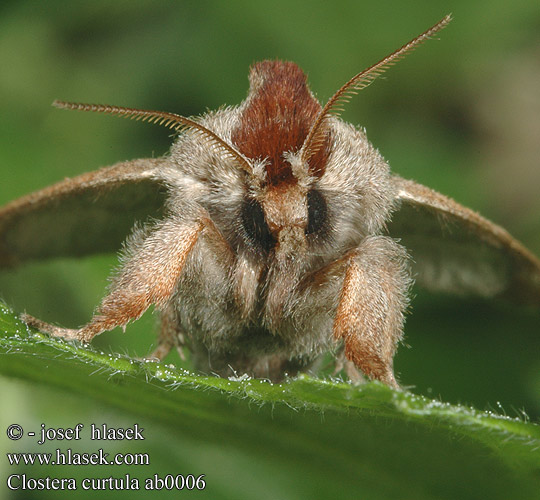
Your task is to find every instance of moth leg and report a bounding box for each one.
[25,217,203,344]
[145,303,186,361]
[145,330,175,362]
[333,236,411,389]
[20,313,81,340]
[332,348,365,384]
[22,296,185,360]
[77,218,204,343]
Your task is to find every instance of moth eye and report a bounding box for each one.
[306,189,327,235]
[241,198,276,252]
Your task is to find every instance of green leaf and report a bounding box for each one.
[1,300,539,499]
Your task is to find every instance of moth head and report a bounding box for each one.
[233,14,451,261]
[239,179,330,263]
[52,14,451,263]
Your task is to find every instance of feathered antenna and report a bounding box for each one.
[300,14,452,164]
[52,100,253,174]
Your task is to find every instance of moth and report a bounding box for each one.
[1,15,539,388]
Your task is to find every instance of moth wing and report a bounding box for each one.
[388,176,540,304]
[0,158,168,267]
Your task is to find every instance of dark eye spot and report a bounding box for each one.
[306,189,327,235]
[241,198,276,252]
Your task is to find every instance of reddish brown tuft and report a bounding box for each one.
[232,61,330,185]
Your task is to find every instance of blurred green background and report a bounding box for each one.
[0,0,539,498]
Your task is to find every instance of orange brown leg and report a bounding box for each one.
[23,217,205,344]
[333,236,411,389]
[23,214,236,361]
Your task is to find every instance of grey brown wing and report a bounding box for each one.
[0,158,169,267]
[388,176,540,305]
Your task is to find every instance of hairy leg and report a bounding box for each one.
[23,214,233,352]
[333,236,411,388]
